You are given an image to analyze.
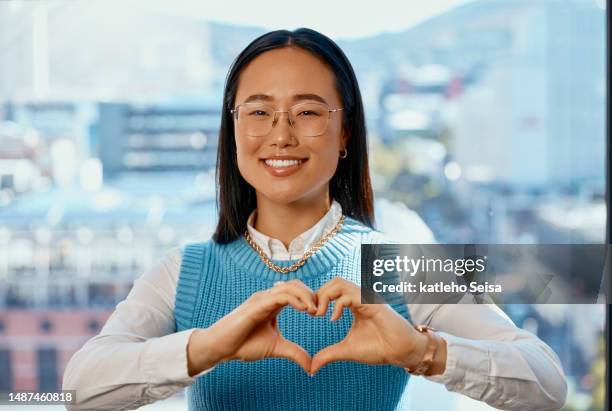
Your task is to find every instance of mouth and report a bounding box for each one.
[259,157,308,177]
[262,158,307,168]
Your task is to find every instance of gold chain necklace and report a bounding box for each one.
[243,214,346,273]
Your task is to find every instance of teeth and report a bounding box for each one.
[264,159,304,168]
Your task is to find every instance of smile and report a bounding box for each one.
[260,158,308,177]
[264,159,304,167]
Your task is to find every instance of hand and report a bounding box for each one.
[310,277,433,375]
[190,279,318,375]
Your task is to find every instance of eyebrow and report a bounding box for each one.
[293,93,328,104]
[243,94,273,103]
[242,93,329,105]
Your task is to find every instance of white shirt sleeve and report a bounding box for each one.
[62,246,214,411]
[408,302,568,411]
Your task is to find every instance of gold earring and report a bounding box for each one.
[339,148,348,159]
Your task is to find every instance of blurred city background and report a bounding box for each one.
[0,0,606,410]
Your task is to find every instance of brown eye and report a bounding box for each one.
[298,110,320,117]
[249,110,269,116]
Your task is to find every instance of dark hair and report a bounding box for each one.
[212,27,375,244]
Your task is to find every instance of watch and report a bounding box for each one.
[404,324,441,376]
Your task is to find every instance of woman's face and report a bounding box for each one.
[233,46,347,205]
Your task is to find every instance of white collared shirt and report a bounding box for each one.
[62,201,567,410]
[246,200,343,260]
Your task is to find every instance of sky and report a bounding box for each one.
[138,0,474,40]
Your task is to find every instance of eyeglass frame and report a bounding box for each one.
[230,101,344,137]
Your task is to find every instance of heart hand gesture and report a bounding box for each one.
[189,277,445,377]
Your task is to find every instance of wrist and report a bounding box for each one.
[394,326,427,370]
[187,327,227,377]
[404,332,429,368]
[403,324,445,376]
[428,334,447,376]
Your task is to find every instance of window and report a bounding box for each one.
[36,348,58,391]
[0,349,12,391]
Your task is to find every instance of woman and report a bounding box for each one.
[63,28,567,410]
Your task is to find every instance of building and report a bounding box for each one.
[97,101,221,179]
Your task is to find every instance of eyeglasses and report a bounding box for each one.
[230,102,344,137]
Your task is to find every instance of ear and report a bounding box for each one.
[341,126,350,151]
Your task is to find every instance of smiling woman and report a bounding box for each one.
[214,32,373,247]
[61,28,567,411]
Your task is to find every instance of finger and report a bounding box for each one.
[331,295,353,321]
[310,340,352,375]
[315,283,344,316]
[241,291,306,327]
[268,292,307,313]
[283,294,308,312]
[272,280,318,314]
[289,280,319,312]
[273,336,312,374]
[284,280,318,313]
[315,293,330,316]
[283,279,316,297]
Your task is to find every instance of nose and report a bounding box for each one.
[269,111,297,147]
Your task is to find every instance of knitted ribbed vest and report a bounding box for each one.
[174,216,412,411]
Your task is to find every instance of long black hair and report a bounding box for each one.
[212,27,375,244]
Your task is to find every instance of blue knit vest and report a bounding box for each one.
[174,216,412,411]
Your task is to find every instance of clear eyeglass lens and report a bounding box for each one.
[236,103,331,137]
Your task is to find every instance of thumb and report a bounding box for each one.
[310,340,352,376]
[272,337,312,375]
